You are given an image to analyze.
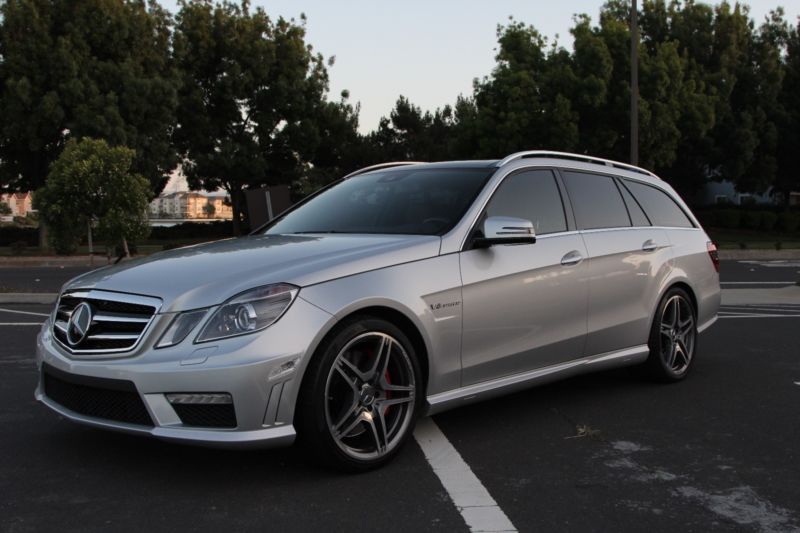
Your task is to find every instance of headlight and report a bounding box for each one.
[156,309,208,348]
[195,284,299,343]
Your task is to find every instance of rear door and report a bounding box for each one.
[459,168,589,385]
[561,170,672,356]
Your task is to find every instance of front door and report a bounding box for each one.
[459,169,589,386]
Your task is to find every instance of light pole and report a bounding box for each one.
[630,0,639,166]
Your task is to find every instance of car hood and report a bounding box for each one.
[63,234,441,312]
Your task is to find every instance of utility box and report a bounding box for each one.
[245,186,292,229]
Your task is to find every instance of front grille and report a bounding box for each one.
[42,364,154,427]
[172,404,237,428]
[52,289,161,356]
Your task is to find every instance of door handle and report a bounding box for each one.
[642,239,658,252]
[561,251,583,266]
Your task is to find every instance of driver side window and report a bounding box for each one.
[485,169,567,235]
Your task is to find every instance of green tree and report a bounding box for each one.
[776,18,800,202]
[0,201,11,216]
[0,0,178,195]
[34,138,151,255]
[366,96,458,162]
[294,92,369,198]
[173,1,345,234]
[468,20,579,158]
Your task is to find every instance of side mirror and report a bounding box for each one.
[473,216,537,248]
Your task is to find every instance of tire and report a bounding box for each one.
[644,287,698,382]
[297,316,423,471]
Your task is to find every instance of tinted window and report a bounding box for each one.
[266,167,493,235]
[485,170,567,235]
[562,171,630,230]
[618,181,651,226]
[624,179,694,228]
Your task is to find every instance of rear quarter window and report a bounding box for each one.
[623,179,694,228]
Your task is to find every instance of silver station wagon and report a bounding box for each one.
[36,151,721,470]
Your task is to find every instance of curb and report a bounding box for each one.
[718,249,800,260]
[0,293,58,304]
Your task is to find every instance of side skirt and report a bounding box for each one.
[425,345,649,416]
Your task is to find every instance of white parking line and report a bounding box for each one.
[414,417,517,533]
[0,307,50,317]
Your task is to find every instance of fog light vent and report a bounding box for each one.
[166,393,236,428]
[166,393,232,405]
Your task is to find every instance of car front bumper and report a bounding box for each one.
[34,296,333,448]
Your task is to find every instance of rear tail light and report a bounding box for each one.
[707,241,719,273]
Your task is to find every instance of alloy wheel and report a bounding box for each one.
[659,295,696,375]
[324,332,417,461]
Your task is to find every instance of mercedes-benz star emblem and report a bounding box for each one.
[66,302,93,347]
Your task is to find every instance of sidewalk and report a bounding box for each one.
[0,293,57,304]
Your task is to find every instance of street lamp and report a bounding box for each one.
[631,0,639,166]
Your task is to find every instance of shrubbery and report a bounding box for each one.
[697,208,800,232]
[0,226,38,247]
[148,220,236,241]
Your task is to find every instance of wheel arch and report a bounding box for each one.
[661,280,699,316]
[293,302,432,426]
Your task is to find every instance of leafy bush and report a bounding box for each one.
[148,221,234,241]
[714,209,741,229]
[0,226,38,246]
[10,241,27,255]
[741,211,762,230]
[777,212,800,233]
[760,211,777,231]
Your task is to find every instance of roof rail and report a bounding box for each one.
[496,150,658,179]
[343,161,424,179]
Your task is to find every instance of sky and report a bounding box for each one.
[159,0,800,134]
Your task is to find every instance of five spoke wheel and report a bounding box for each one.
[299,318,421,470]
[323,331,417,462]
[646,288,697,381]
[659,295,695,375]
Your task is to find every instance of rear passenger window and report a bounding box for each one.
[618,181,651,226]
[485,169,567,235]
[624,179,694,228]
[562,171,630,230]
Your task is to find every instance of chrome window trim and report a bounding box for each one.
[442,159,702,254]
[450,165,570,253]
[52,289,163,359]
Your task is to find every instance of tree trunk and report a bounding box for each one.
[122,237,130,258]
[230,188,242,236]
[39,221,49,253]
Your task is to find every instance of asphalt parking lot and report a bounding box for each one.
[1,260,798,532]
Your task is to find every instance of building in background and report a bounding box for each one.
[0,192,34,218]
[697,181,776,206]
[148,190,232,220]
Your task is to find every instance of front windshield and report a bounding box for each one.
[265,167,494,236]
